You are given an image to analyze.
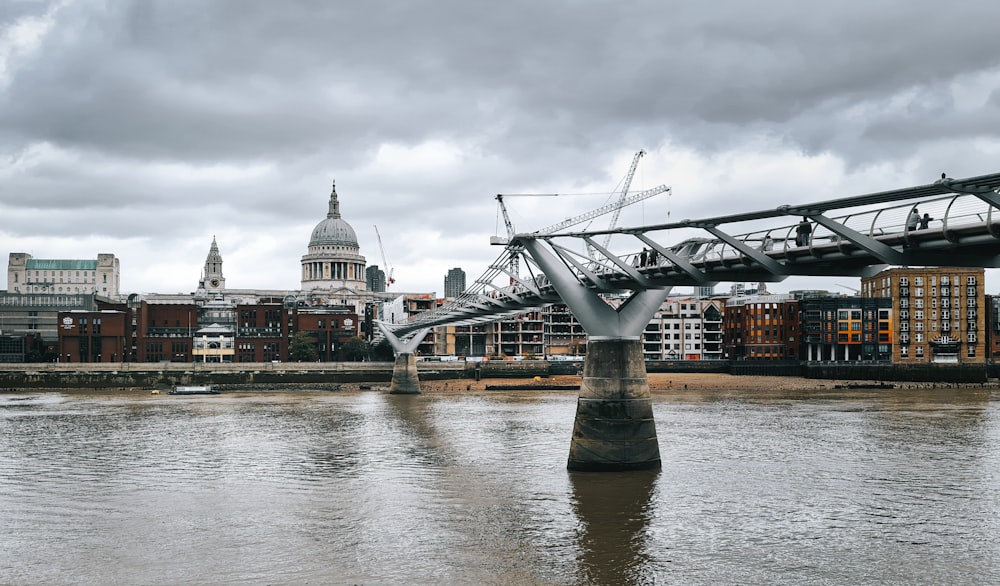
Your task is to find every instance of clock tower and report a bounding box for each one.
[200,236,226,292]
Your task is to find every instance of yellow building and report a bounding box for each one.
[861,267,985,364]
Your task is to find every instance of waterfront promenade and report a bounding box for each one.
[1,359,995,394]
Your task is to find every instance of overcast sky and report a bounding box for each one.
[4,0,1000,298]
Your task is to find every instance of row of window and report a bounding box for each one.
[900,321,975,332]
[900,346,977,357]
[901,308,977,320]
[899,286,977,297]
[900,298,974,308]
[899,276,976,286]
[900,333,978,343]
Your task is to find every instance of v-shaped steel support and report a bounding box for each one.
[376,323,430,355]
[519,237,669,337]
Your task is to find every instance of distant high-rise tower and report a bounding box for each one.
[366,265,386,293]
[444,267,466,299]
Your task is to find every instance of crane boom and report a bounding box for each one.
[533,183,670,236]
[373,225,395,287]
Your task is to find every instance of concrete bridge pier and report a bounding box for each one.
[570,336,659,471]
[389,352,421,395]
[376,324,430,395]
[518,237,671,471]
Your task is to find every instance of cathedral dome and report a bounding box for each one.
[309,216,358,247]
[308,181,358,248]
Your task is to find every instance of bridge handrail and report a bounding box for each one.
[381,172,1000,338]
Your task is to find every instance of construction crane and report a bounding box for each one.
[534,183,669,236]
[492,193,559,245]
[491,152,668,275]
[601,149,645,249]
[373,225,395,288]
[492,194,558,279]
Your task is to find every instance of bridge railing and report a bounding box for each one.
[569,191,1000,276]
[382,172,1000,338]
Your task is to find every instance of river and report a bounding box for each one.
[2,386,998,585]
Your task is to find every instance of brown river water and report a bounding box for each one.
[2,385,999,585]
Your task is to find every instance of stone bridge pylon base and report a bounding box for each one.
[389,352,421,395]
[567,338,660,471]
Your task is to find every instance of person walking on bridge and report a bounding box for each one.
[907,207,920,231]
[795,217,812,247]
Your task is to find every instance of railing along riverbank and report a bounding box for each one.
[0,358,992,390]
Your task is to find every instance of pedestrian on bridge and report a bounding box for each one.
[907,208,921,231]
[920,212,934,229]
[795,217,812,247]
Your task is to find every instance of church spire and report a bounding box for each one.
[202,235,225,290]
[327,180,341,219]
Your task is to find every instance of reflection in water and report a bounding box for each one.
[570,469,658,585]
[2,388,1000,584]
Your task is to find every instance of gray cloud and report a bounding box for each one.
[4,0,1000,294]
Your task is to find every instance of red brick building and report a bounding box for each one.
[235,303,287,362]
[292,307,360,361]
[57,309,131,363]
[723,294,801,360]
[134,302,199,362]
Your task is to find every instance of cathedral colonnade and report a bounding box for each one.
[303,261,364,281]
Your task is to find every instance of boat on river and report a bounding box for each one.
[168,385,219,395]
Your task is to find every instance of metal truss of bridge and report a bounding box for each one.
[379,170,1000,471]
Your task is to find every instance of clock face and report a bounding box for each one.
[210,279,220,287]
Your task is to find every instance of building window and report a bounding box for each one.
[915,346,924,357]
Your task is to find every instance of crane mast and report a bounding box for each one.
[602,149,645,248]
[373,225,395,288]
[491,150,667,276]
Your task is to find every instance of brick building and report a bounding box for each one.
[56,309,131,363]
[861,267,986,364]
[723,294,801,360]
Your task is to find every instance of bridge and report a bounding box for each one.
[378,171,1000,471]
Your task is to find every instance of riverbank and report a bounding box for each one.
[2,364,997,393]
[340,372,1000,395]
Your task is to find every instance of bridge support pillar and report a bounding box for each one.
[389,352,421,395]
[377,324,430,396]
[569,337,659,471]
[516,237,670,471]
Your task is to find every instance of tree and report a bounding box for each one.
[289,331,318,362]
[372,339,394,361]
[340,336,370,361]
